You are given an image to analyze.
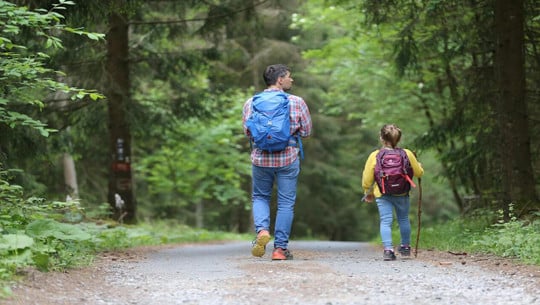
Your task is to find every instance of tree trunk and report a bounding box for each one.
[106,11,136,223]
[196,201,204,228]
[55,79,79,201]
[63,152,79,199]
[494,0,538,218]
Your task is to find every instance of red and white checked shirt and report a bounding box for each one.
[242,89,312,167]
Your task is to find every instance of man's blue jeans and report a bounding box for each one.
[376,194,411,249]
[251,158,300,250]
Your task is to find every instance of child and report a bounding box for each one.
[362,124,424,260]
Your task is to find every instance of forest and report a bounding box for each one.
[1,0,539,271]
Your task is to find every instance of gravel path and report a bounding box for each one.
[5,241,540,305]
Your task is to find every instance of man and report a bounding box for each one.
[242,64,312,260]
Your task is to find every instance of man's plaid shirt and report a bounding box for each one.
[242,89,312,167]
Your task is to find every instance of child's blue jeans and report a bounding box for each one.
[376,194,411,249]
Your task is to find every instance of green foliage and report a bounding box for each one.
[129,221,249,244]
[294,0,540,217]
[474,208,540,264]
[418,209,540,265]
[26,219,92,241]
[135,88,251,224]
[293,0,430,134]
[415,211,492,251]
[0,0,104,135]
[291,0,457,236]
[0,234,34,251]
[1,169,88,273]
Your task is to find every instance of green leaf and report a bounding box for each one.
[0,248,33,265]
[86,33,104,40]
[26,219,92,241]
[89,92,103,100]
[0,234,34,250]
[38,128,50,137]
[32,252,50,271]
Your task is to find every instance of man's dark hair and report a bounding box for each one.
[263,64,290,86]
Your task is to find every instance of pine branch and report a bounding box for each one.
[129,0,269,25]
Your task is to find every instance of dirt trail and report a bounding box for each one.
[5,241,540,305]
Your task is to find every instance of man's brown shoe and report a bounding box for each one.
[251,230,270,257]
[271,247,293,260]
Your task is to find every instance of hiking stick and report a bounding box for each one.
[414,177,422,258]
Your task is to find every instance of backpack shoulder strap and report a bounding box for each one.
[281,93,305,160]
[375,148,393,164]
[374,149,386,176]
[396,148,416,188]
[396,148,412,167]
[375,148,387,159]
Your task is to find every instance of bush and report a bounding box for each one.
[474,209,540,264]
[418,208,540,265]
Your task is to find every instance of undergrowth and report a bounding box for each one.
[0,170,247,298]
[415,207,540,265]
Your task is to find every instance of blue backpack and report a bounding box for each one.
[246,91,301,154]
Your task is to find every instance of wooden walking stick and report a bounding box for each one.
[414,177,422,258]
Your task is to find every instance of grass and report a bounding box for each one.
[91,221,250,251]
[411,210,540,265]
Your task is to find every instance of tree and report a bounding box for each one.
[494,0,537,217]
[303,0,539,218]
[136,90,250,228]
[0,0,103,175]
[106,6,136,223]
[0,1,103,131]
